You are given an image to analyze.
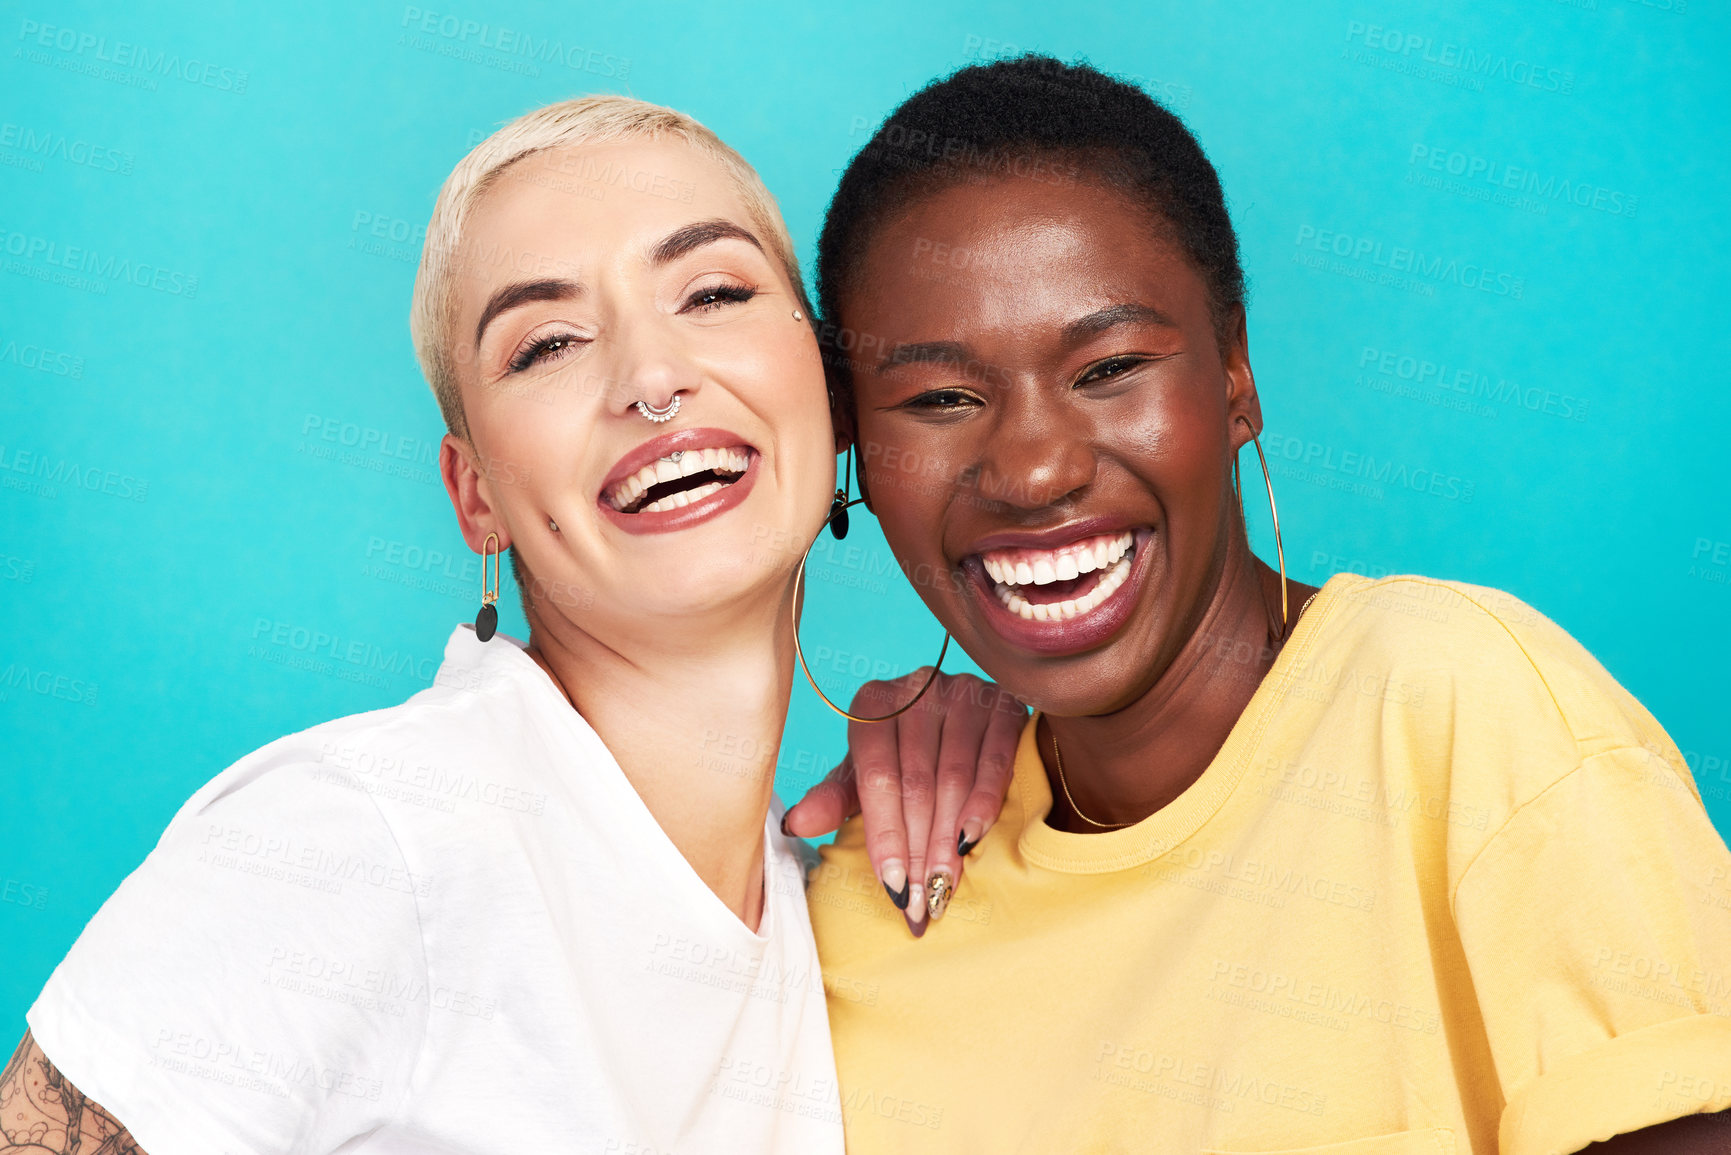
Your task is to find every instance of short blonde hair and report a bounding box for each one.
[410,94,811,436]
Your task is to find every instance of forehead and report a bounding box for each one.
[849,174,1203,328]
[454,138,758,297]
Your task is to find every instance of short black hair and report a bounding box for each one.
[816,54,1246,387]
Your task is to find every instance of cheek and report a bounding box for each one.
[1107,388,1228,499]
[856,418,958,561]
[463,394,599,526]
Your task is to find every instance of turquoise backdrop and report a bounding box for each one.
[2,0,1727,1029]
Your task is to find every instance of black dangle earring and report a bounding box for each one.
[474,532,500,642]
[828,447,853,540]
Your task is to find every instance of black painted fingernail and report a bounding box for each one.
[958,831,978,857]
[779,813,793,838]
[884,879,910,910]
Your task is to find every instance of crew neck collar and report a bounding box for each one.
[1013,572,1362,873]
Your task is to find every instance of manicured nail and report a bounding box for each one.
[779,812,794,838]
[957,821,983,857]
[906,879,927,925]
[926,871,953,920]
[881,860,909,910]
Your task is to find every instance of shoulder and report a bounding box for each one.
[1309,573,1666,761]
[172,651,551,854]
[172,699,434,853]
[807,818,890,930]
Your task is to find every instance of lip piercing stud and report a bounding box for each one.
[636,394,681,423]
[548,518,559,532]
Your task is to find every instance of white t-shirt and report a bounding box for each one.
[28,625,845,1155]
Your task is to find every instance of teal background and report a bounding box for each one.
[2,0,1727,1031]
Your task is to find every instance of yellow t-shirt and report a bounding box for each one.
[809,574,1731,1155]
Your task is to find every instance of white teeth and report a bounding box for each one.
[980,530,1133,587]
[606,445,751,510]
[988,548,1134,623]
[632,478,728,514]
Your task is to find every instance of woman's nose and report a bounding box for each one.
[605,316,701,419]
[976,402,1097,511]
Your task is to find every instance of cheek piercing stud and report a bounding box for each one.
[548,518,559,533]
[792,309,803,321]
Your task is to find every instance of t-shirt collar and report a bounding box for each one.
[1012,573,1357,873]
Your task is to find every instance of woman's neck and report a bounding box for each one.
[1043,534,1314,832]
[523,590,795,932]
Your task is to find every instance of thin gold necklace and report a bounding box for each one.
[1048,724,1132,831]
[1047,590,1321,832]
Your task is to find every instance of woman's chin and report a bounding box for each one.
[588,553,801,626]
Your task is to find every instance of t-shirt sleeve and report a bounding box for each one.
[1452,742,1731,1155]
[26,760,429,1155]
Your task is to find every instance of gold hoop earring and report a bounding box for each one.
[475,532,501,641]
[792,497,950,723]
[1232,422,1289,633]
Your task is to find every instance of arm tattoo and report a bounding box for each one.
[0,1030,147,1155]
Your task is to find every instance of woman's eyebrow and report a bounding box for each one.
[1063,303,1180,341]
[878,340,969,372]
[876,303,1179,373]
[474,278,583,348]
[650,218,764,265]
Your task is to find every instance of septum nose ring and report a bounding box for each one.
[635,393,682,423]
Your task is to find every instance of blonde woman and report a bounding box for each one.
[2,96,1021,1154]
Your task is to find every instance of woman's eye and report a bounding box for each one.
[683,282,757,312]
[507,331,585,375]
[904,388,983,410]
[1077,356,1145,386]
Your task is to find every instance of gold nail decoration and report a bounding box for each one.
[926,873,952,920]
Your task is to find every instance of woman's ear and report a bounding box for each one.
[1222,304,1262,452]
[821,328,875,509]
[440,434,511,552]
[821,322,856,455]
